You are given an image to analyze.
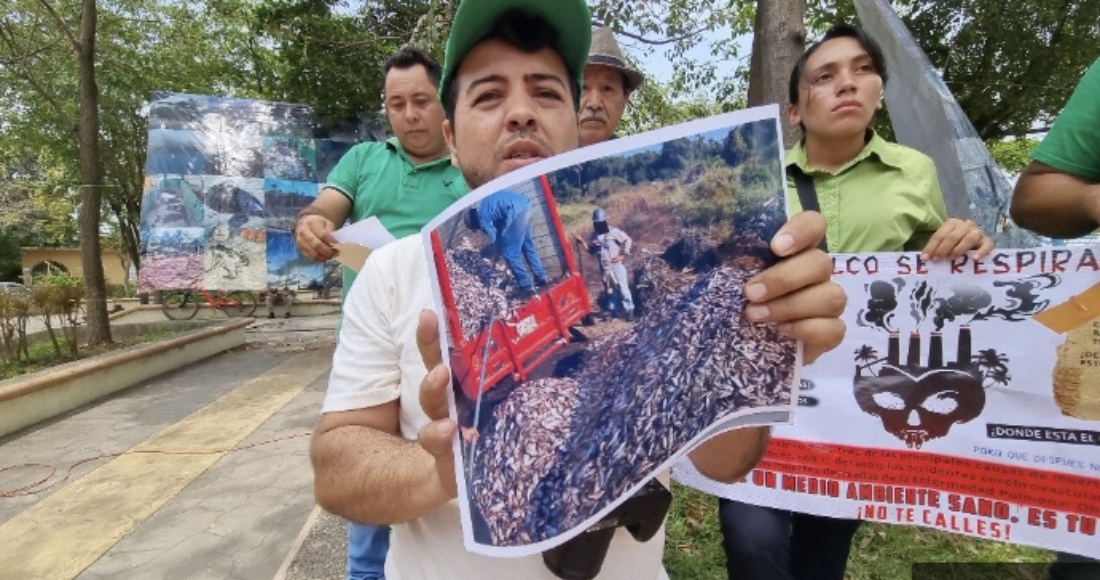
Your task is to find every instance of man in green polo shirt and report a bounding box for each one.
[1011,55,1100,580]
[292,46,466,580]
[294,47,467,295]
[718,23,994,580]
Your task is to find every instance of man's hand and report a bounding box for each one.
[743,211,846,364]
[295,214,340,262]
[920,218,995,261]
[415,309,458,502]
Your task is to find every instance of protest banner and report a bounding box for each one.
[678,247,1100,557]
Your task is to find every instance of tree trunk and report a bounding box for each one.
[76,0,111,345]
[747,0,806,148]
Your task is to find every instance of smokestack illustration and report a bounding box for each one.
[929,332,943,368]
[907,332,921,367]
[957,326,972,366]
[888,332,900,366]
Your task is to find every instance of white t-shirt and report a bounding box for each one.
[323,235,670,580]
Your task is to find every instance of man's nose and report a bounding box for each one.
[583,91,602,111]
[505,95,538,130]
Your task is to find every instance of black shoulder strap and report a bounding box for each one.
[786,165,828,252]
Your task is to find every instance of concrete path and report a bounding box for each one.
[0,314,351,580]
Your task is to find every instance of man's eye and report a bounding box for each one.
[537,89,563,101]
[472,92,500,105]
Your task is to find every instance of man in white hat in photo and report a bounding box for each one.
[579,26,646,146]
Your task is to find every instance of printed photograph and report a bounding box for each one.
[426,112,800,552]
[266,231,323,290]
[138,227,204,292]
[145,129,214,176]
[207,130,265,179]
[147,93,207,131]
[264,178,319,232]
[140,176,206,230]
[263,136,317,182]
[202,177,267,290]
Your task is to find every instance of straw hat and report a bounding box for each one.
[587,27,645,93]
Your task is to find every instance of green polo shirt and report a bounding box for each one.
[785,132,947,253]
[1032,56,1100,182]
[326,137,467,295]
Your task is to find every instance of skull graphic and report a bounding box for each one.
[854,368,985,449]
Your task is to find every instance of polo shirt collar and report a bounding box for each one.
[385,136,453,170]
[786,129,905,175]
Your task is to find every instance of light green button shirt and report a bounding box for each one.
[785,131,948,253]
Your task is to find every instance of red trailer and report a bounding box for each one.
[431,175,591,401]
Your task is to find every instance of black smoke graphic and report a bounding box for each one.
[973,274,1059,323]
[857,278,905,332]
[910,281,935,326]
[932,284,993,330]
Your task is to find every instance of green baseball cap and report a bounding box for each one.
[439,0,592,109]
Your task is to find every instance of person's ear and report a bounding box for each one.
[787,103,801,127]
[443,119,460,167]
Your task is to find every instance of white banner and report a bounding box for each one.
[677,247,1100,558]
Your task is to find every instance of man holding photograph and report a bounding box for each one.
[293,46,465,580]
[309,2,846,579]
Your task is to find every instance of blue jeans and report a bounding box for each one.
[347,522,390,580]
[497,206,546,290]
[718,499,860,580]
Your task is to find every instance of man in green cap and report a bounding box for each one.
[310,1,846,578]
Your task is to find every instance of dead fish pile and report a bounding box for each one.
[468,376,580,546]
[475,264,796,542]
[444,239,510,339]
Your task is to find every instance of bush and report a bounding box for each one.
[0,290,31,365]
[30,274,84,359]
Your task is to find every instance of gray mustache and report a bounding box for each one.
[580,112,608,124]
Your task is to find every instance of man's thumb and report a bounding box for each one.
[419,419,456,460]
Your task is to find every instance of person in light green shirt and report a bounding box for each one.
[719,22,994,580]
[785,129,949,253]
[294,48,468,297]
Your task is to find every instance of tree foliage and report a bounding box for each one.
[598,0,1098,142]
[0,0,1092,296]
[899,0,1100,139]
[247,0,429,126]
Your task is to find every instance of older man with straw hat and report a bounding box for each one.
[579,26,646,146]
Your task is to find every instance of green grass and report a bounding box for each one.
[0,329,190,381]
[663,483,1054,580]
[0,337,70,380]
